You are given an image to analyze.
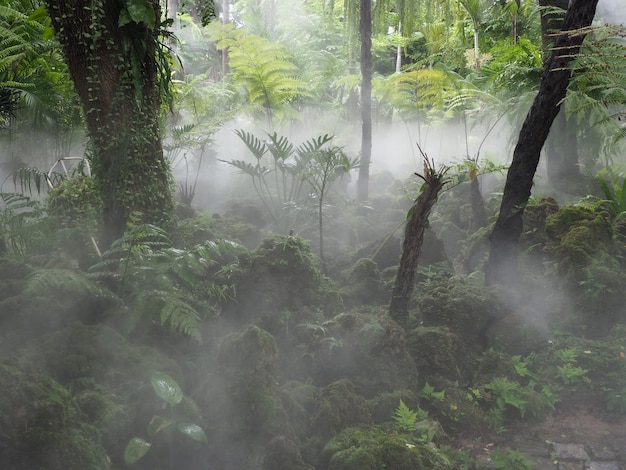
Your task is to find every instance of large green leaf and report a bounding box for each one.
[124,437,152,465]
[177,422,209,443]
[119,0,156,29]
[151,371,183,406]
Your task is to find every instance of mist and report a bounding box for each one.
[1,0,626,469]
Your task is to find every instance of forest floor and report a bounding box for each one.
[458,405,626,469]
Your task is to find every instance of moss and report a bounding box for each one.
[322,425,455,470]
[218,325,278,388]
[0,363,110,469]
[416,277,504,352]
[340,258,388,308]
[366,389,419,423]
[310,379,372,440]
[406,326,474,383]
[262,435,314,470]
[221,235,326,322]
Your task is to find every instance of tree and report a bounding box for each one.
[44,0,174,249]
[357,0,372,202]
[539,0,580,186]
[485,0,599,285]
[389,155,448,326]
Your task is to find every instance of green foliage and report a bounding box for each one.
[483,38,543,94]
[124,371,207,466]
[490,448,535,470]
[565,25,626,146]
[392,399,425,432]
[88,224,239,340]
[207,23,310,126]
[0,192,56,261]
[224,129,355,239]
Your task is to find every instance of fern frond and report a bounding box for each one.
[24,267,111,300]
[157,293,202,341]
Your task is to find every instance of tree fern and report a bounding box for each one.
[88,226,241,340]
[565,24,626,147]
[207,23,310,126]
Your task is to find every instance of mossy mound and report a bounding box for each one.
[340,258,389,308]
[0,363,110,470]
[415,277,505,352]
[406,326,474,383]
[196,325,294,469]
[17,323,181,394]
[322,425,455,470]
[14,324,182,467]
[293,309,418,396]
[222,235,339,322]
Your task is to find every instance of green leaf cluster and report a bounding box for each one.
[124,371,207,465]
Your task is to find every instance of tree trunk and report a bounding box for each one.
[539,0,580,185]
[485,0,599,285]
[45,0,174,249]
[389,164,447,326]
[357,0,372,202]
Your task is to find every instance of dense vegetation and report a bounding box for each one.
[1,0,625,469]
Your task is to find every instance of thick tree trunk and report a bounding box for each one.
[389,164,447,326]
[357,0,372,202]
[539,0,580,185]
[485,0,599,285]
[46,0,173,249]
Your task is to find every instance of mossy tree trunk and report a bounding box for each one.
[45,0,174,249]
[485,0,599,285]
[389,160,447,326]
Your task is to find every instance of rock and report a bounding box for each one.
[552,442,589,461]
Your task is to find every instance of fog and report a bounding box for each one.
[1,1,626,469]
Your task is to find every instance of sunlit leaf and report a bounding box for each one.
[151,371,183,406]
[177,422,209,443]
[124,437,151,465]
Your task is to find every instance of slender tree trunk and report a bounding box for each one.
[395,21,402,72]
[389,163,447,326]
[470,176,488,231]
[357,0,372,202]
[222,0,230,76]
[485,0,599,285]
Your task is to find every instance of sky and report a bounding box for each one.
[596,0,626,25]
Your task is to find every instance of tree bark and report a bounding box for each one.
[539,0,580,185]
[357,0,372,202]
[389,163,447,326]
[45,0,173,249]
[485,0,599,285]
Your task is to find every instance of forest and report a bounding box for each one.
[1,0,626,468]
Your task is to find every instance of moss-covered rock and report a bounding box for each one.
[340,258,388,308]
[406,326,474,383]
[262,435,315,470]
[221,235,342,322]
[322,425,455,470]
[0,363,110,469]
[294,309,418,397]
[415,277,505,353]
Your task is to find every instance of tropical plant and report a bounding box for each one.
[224,129,353,239]
[207,23,310,127]
[0,192,55,260]
[87,224,240,340]
[392,399,428,433]
[299,142,358,265]
[124,371,208,467]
